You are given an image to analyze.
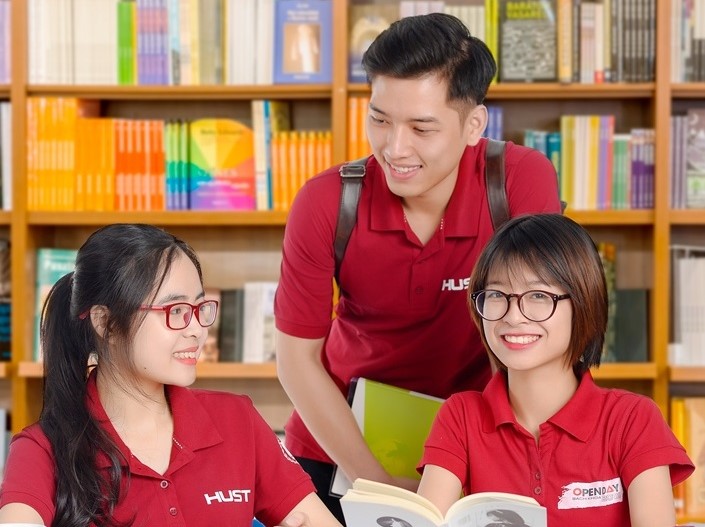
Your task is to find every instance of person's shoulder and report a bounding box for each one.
[446,389,485,411]
[189,388,256,413]
[503,140,553,167]
[597,384,661,417]
[10,422,51,450]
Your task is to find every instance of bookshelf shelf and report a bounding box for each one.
[592,362,658,380]
[17,361,278,380]
[567,210,654,225]
[669,210,705,225]
[197,362,278,379]
[0,211,11,225]
[0,85,9,97]
[670,367,705,383]
[25,84,333,101]
[671,83,705,98]
[348,82,656,100]
[18,362,42,378]
[27,211,289,227]
[0,362,9,378]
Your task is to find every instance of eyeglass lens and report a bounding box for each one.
[475,290,557,322]
[168,301,218,329]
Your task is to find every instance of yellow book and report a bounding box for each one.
[347,96,359,159]
[559,114,574,208]
[341,478,547,527]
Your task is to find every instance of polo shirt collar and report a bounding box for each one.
[87,370,223,470]
[482,369,600,443]
[368,146,482,237]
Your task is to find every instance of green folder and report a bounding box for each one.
[330,378,444,496]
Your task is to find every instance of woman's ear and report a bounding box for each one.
[465,104,488,146]
[88,306,110,338]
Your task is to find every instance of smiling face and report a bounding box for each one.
[365,73,486,207]
[482,264,573,375]
[130,252,209,391]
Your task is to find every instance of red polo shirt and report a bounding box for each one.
[419,371,694,527]
[0,373,315,526]
[275,139,561,462]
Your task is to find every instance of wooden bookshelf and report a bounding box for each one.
[2,0,702,483]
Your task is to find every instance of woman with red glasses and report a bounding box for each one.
[0,223,340,527]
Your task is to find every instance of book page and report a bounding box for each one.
[446,497,547,527]
[341,495,442,527]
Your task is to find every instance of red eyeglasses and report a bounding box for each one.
[139,300,219,330]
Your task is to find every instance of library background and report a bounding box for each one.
[0,0,703,522]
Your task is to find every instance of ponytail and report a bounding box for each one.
[39,272,127,527]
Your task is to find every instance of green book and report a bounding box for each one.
[330,378,444,496]
[34,248,78,361]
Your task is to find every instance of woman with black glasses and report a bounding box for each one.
[416,214,693,527]
[0,223,340,527]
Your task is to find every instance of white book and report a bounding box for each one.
[255,0,275,85]
[1,102,11,210]
[342,478,547,527]
[242,281,278,363]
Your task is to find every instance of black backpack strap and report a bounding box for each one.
[334,156,368,282]
[485,138,510,230]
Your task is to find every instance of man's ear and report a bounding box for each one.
[89,306,110,339]
[465,104,488,146]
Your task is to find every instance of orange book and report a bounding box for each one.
[357,96,370,158]
[286,131,299,210]
[99,118,116,212]
[151,120,166,211]
[270,131,282,211]
[114,119,128,211]
[26,98,39,210]
[73,118,88,211]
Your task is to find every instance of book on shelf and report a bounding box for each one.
[686,109,705,209]
[199,288,222,363]
[273,0,332,84]
[671,397,705,518]
[0,101,11,211]
[188,118,256,211]
[612,288,649,363]
[341,478,547,527]
[34,248,78,361]
[498,0,557,82]
[348,4,396,83]
[242,281,278,363]
[330,378,444,497]
[218,288,245,363]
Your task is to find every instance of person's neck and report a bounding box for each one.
[506,366,579,441]
[96,369,171,436]
[401,171,457,245]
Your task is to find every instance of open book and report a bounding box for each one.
[341,478,547,527]
[330,378,444,496]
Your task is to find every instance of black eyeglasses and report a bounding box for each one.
[470,290,570,322]
[139,300,219,330]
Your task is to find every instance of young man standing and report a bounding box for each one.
[274,13,562,523]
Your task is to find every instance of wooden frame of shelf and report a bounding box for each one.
[670,367,705,383]
[27,211,289,227]
[17,361,277,380]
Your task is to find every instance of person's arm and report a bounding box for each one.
[277,493,343,527]
[627,466,677,527]
[0,502,45,524]
[276,330,417,489]
[417,464,462,517]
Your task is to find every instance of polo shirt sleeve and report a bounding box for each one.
[504,144,562,216]
[274,173,339,339]
[418,394,472,486]
[0,428,56,526]
[248,401,316,526]
[617,396,694,489]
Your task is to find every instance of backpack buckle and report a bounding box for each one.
[339,164,366,178]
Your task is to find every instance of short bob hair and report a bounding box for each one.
[467,214,607,375]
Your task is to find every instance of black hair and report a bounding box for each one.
[361,13,497,106]
[468,214,607,376]
[39,224,202,527]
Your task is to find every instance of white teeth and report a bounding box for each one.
[390,163,419,174]
[504,335,539,344]
[174,351,197,359]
